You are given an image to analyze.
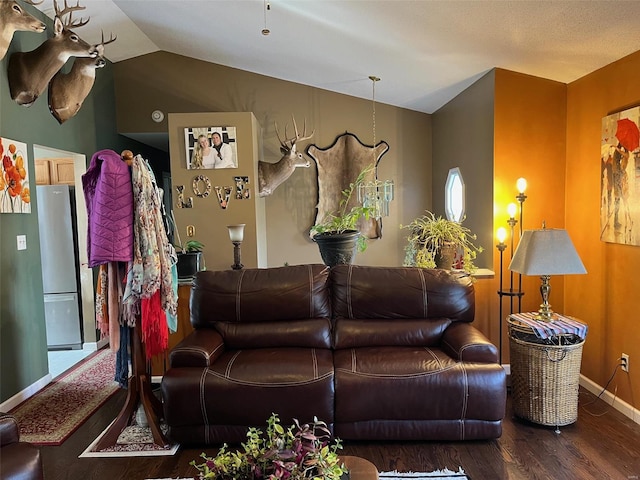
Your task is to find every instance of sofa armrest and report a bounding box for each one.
[169,329,225,368]
[0,412,20,446]
[441,322,499,363]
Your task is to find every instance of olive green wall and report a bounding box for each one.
[0,7,163,403]
[113,52,433,267]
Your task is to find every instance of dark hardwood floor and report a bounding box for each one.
[39,387,640,480]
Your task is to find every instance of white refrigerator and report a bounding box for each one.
[37,185,82,350]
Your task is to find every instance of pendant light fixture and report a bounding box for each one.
[357,75,394,218]
[262,0,271,35]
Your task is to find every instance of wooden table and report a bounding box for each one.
[342,456,379,480]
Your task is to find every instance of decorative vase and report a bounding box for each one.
[313,230,360,267]
[435,242,456,270]
[177,252,202,279]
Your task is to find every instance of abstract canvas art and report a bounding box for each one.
[601,107,640,246]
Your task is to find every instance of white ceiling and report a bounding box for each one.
[36,0,640,114]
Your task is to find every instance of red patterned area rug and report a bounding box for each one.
[10,348,119,446]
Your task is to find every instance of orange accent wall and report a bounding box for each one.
[492,69,568,363]
[489,56,640,408]
[565,51,640,405]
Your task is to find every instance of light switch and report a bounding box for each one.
[17,235,27,251]
[186,225,195,237]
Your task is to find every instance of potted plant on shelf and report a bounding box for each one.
[401,211,483,273]
[176,239,205,279]
[190,413,347,480]
[310,165,374,267]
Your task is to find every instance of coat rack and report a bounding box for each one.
[93,323,168,449]
[93,150,169,450]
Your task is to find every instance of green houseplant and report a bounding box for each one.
[176,240,205,279]
[190,413,346,480]
[310,165,374,266]
[401,211,483,273]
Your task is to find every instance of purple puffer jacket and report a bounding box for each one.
[82,149,134,267]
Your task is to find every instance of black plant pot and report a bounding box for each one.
[313,230,360,267]
[176,252,202,279]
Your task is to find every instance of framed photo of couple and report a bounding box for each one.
[185,126,238,170]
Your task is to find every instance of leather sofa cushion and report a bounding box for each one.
[334,318,451,348]
[191,264,330,323]
[331,265,474,349]
[190,264,331,349]
[163,347,335,442]
[215,318,332,349]
[333,346,506,423]
[330,265,474,322]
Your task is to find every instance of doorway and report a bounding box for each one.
[33,145,105,378]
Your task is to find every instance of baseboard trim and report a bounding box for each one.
[0,373,52,412]
[1,341,109,412]
[579,374,639,425]
[83,337,109,351]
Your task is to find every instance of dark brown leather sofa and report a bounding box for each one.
[0,412,44,480]
[162,264,506,445]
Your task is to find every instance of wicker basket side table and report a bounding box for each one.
[508,314,587,432]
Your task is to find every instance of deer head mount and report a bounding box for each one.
[258,116,314,197]
[8,0,97,106]
[0,0,46,61]
[48,30,116,124]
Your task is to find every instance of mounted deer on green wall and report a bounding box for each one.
[258,116,314,197]
[8,0,97,106]
[48,31,116,124]
[0,0,46,61]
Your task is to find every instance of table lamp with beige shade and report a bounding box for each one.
[509,223,587,321]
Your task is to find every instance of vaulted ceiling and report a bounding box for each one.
[36,0,640,114]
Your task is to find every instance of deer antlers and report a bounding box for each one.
[53,0,90,28]
[100,30,117,47]
[275,115,315,152]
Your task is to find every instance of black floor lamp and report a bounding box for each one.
[496,178,528,363]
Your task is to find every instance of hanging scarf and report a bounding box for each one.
[122,155,178,358]
[95,264,109,337]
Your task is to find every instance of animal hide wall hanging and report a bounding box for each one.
[307,132,389,239]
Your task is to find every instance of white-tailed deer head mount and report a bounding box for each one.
[48,31,115,124]
[258,116,314,197]
[8,0,97,106]
[0,0,46,61]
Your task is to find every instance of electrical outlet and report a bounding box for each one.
[621,353,629,373]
